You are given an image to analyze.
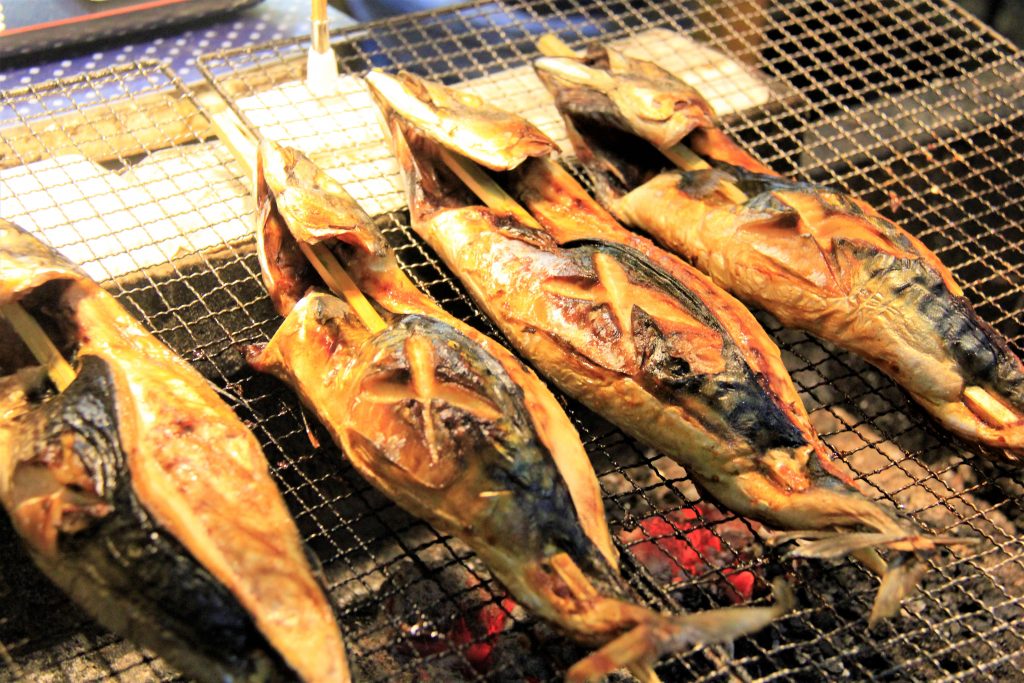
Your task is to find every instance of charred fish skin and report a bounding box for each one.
[1,356,292,682]
[0,218,351,683]
[534,47,1024,460]
[559,238,807,453]
[252,140,794,679]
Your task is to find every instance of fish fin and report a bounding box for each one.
[678,168,737,200]
[626,663,662,683]
[775,531,911,559]
[850,547,888,578]
[566,579,794,682]
[867,537,979,626]
[869,554,930,627]
[771,530,977,560]
[770,530,979,625]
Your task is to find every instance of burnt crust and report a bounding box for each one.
[10,355,295,682]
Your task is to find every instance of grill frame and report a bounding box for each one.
[0,0,1023,681]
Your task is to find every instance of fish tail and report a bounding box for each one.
[565,579,794,682]
[955,381,1024,457]
[771,529,979,624]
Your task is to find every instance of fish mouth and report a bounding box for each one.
[535,46,716,151]
[365,69,557,172]
[255,139,393,316]
[0,219,87,381]
[367,72,494,217]
[256,139,385,253]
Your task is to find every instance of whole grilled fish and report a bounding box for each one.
[534,45,1024,461]
[246,140,793,682]
[0,219,349,682]
[365,69,973,626]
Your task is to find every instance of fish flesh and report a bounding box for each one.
[534,45,1024,461]
[246,140,793,681]
[365,69,974,626]
[0,218,349,682]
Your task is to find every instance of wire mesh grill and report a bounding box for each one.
[0,0,1022,681]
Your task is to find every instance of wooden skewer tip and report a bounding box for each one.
[2,302,76,392]
[438,149,541,229]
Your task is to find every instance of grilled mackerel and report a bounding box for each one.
[534,45,1024,461]
[366,69,973,626]
[0,219,349,682]
[247,140,792,682]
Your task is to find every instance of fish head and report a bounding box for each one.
[255,140,391,316]
[365,69,557,172]
[365,71,496,221]
[257,139,386,254]
[535,46,716,149]
[0,218,85,309]
[253,143,317,317]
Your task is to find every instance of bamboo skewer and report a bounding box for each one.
[438,149,542,229]
[207,106,387,334]
[536,33,579,59]
[661,144,749,204]
[964,385,1022,427]
[2,302,76,391]
[535,33,748,205]
[307,0,338,95]
[299,242,387,333]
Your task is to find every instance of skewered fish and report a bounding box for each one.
[365,69,974,626]
[533,44,1024,461]
[0,218,349,682]
[246,139,793,682]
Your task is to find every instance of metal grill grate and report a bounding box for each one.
[0,0,1022,680]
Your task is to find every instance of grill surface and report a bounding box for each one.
[3,0,1024,681]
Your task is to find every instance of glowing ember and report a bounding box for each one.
[407,595,517,673]
[619,505,760,603]
[448,597,517,670]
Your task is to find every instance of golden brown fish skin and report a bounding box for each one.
[248,295,638,639]
[252,140,794,680]
[395,133,905,540]
[368,69,981,625]
[256,140,616,560]
[0,219,349,683]
[535,47,1024,461]
[371,71,906,534]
